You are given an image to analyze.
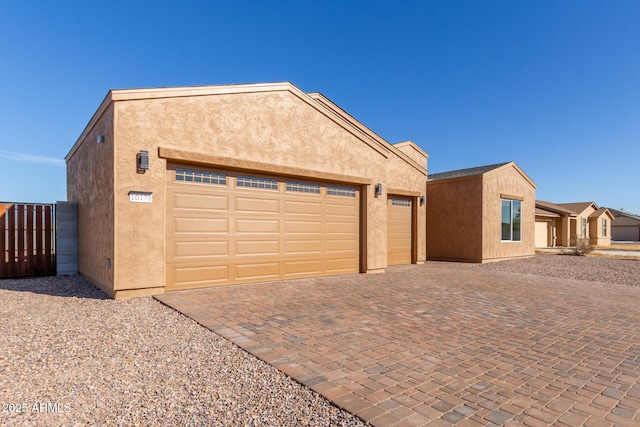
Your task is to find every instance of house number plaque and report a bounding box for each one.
[128,191,153,203]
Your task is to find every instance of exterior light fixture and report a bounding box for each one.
[136,150,149,174]
[375,183,382,197]
[420,195,425,206]
[97,134,105,143]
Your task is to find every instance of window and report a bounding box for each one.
[175,168,226,185]
[237,175,278,190]
[581,218,587,238]
[327,185,356,197]
[286,181,320,194]
[603,219,607,237]
[501,199,521,241]
[391,198,411,207]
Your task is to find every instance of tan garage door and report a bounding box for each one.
[166,164,360,291]
[387,196,413,266]
[535,221,549,248]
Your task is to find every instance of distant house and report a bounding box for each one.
[605,208,640,242]
[534,200,576,248]
[426,162,536,263]
[556,202,614,246]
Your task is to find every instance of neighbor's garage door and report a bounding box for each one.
[166,164,359,291]
[387,196,413,266]
[535,221,549,247]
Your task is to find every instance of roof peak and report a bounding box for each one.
[428,162,511,181]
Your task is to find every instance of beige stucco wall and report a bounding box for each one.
[80,84,428,295]
[426,176,483,262]
[482,166,536,261]
[589,214,613,246]
[576,206,596,239]
[66,104,115,296]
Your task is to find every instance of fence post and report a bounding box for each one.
[56,201,78,275]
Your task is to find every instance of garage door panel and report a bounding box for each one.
[236,240,280,255]
[173,241,229,258]
[285,220,322,233]
[167,165,359,290]
[285,240,322,254]
[236,219,280,234]
[326,203,358,217]
[174,192,229,211]
[173,264,230,286]
[326,258,358,273]
[235,196,279,214]
[236,262,280,280]
[173,217,229,234]
[285,200,322,215]
[327,239,358,252]
[284,259,323,276]
[326,221,357,234]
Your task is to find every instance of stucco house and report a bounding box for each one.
[605,208,640,242]
[426,162,536,263]
[534,200,576,248]
[556,202,614,246]
[65,82,428,299]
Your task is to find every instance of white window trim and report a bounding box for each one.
[501,199,522,242]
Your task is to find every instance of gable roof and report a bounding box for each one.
[535,200,577,216]
[535,207,560,218]
[428,161,536,188]
[589,208,615,220]
[428,162,510,181]
[556,202,598,215]
[605,208,640,221]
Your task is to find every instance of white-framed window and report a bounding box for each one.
[327,185,356,197]
[391,198,411,207]
[603,219,607,237]
[237,175,278,190]
[286,181,320,194]
[175,168,226,185]
[581,218,587,238]
[501,199,521,242]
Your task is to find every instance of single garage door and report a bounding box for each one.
[166,164,360,291]
[387,196,413,266]
[535,221,549,247]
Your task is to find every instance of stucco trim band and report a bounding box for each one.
[387,188,422,197]
[158,147,374,185]
[500,193,524,201]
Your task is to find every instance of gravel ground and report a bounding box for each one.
[0,276,366,427]
[475,253,640,287]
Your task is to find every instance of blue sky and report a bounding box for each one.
[1,1,639,213]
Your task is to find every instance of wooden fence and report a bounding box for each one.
[0,202,55,278]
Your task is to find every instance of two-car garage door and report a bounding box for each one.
[166,164,360,291]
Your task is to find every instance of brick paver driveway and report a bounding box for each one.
[156,263,640,426]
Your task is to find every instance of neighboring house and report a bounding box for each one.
[556,202,614,246]
[605,208,640,242]
[65,82,428,299]
[426,162,536,263]
[534,200,576,248]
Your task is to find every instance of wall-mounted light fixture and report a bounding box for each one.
[97,134,105,144]
[420,195,425,206]
[374,183,382,198]
[136,150,149,174]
